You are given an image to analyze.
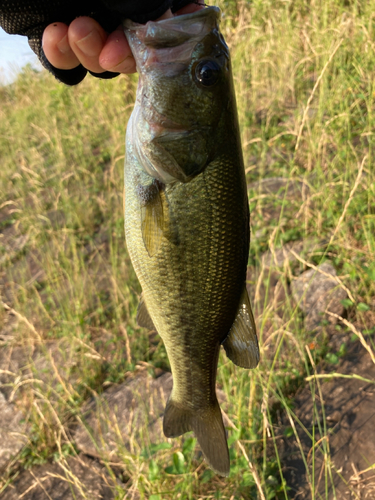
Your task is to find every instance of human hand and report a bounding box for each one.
[42,4,203,75]
[42,16,136,74]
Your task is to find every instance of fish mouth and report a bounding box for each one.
[124,7,221,70]
[123,6,221,39]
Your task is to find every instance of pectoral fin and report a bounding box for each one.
[137,180,164,257]
[222,286,259,369]
[136,294,156,330]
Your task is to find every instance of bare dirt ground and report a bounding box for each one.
[279,338,375,499]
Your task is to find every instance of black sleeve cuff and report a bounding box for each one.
[171,0,199,13]
[103,0,197,22]
[103,0,172,23]
[39,49,88,85]
[31,28,119,86]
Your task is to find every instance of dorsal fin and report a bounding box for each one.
[136,294,156,330]
[222,286,259,368]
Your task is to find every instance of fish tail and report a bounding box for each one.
[163,398,230,477]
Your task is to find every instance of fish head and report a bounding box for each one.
[124,7,234,184]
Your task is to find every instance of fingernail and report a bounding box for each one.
[56,34,71,54]
[76,28,102,56]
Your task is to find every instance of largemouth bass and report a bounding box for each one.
[123,7,259,476]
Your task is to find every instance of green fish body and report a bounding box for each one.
[124,7,259,476]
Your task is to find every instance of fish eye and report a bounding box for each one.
[195,60,221,87]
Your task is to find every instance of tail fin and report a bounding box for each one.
[163,397,230,477]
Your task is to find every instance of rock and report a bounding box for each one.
[74,372,227,461]
[246,239,325,324]
[261,238,326,270]
[280,339,375,499]
[261,241,305,270]
[0,455,115,499]
[291,261,347,331]
[30,339,80,390]
[0,391,29,472]
[247,266,287,321]
[75,372,174,461]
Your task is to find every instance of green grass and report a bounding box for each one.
[1,0,375,498]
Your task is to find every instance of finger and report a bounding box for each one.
[68,17,108,74]
[157,9,174,20]
[42,22,80,70]
[99,28,136,73]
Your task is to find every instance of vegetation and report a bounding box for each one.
[0,0,374,498]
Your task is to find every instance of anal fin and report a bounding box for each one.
[163,398,192,438]
[222,285,259,369]
[136,294,156,330]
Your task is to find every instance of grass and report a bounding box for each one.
[0,0,375,498]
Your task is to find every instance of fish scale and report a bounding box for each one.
[124,7,259,476]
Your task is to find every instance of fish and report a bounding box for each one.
[123,6,259,477]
